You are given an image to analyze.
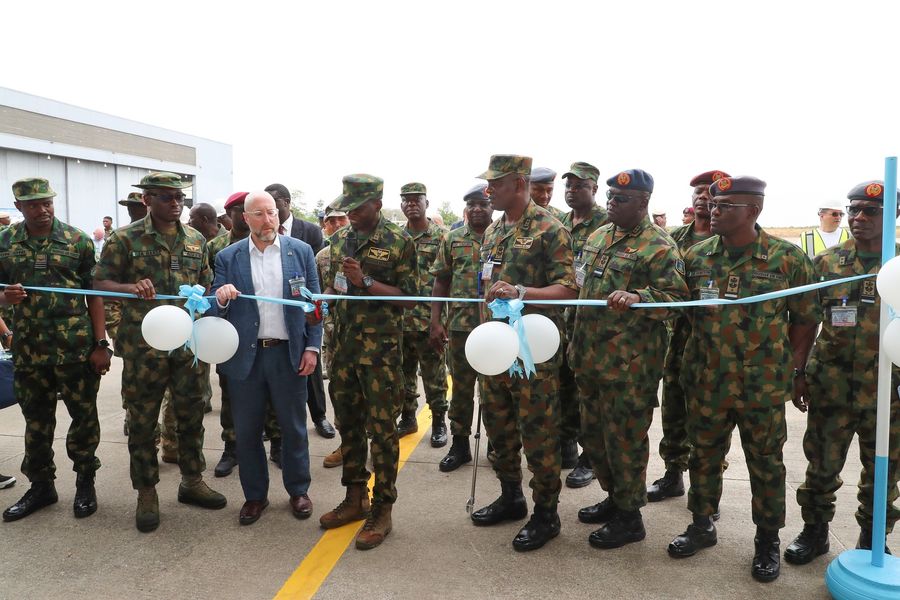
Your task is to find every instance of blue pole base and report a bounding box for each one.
[826,549,900,599]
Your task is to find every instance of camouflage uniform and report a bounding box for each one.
[658,221,716,472]
[94,214,212,489]
[315,241,336,374]
[797,240,900,531]
[558,204,609,445]
[681,227,821,529]
[327,213,418,504]
[400,220,448,416]
[568,216,688,511]
[479,200,577,510]
[430,224,484,436]
[545,205,568,223]
[0,216,101,482]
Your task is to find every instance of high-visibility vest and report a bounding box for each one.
[800,228,850,258]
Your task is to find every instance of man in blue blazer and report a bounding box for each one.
[212,191,323,525]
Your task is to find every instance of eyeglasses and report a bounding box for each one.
[820,211,844,218]
[606,190,641,203]
[708,201,755,211]
[148,192,185,202]
[846,205,883,217]
[246,208,279,218]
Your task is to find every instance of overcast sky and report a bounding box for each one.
[2,1,899,227]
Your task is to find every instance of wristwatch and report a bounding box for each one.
[94,339,110,349]
[362,275,375,289]
[514,284,527,301]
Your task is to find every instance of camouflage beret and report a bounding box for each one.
[12,177,56,201]
[400,182,427,196]
[847,180,899,203]
[607,169,654,193]
[224,191,249,210]
[689,170,730,187]
[328,174,384,212]
[133,171,192,190]
[463,182,489,202]
[562,162,600,183]
[530,167,557,184]
[709,175,766,198]
[477,154,532,181]
[118,192,145,206]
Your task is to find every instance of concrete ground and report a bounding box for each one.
[0,356,895,600]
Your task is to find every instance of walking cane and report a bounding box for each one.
[466,383,482,513]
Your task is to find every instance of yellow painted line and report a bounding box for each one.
[274,403,435,600]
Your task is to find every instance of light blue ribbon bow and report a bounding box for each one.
[488,298,536,379]
[179,284,210,318]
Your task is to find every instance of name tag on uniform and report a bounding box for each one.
[289,276,306,297]
[334,272,349,294]
[699,287,719,301]
[831,306,857,327]
[575,263,587,288]
[34,254,48,270]
[481,261,494,281]
[170,256,180,271]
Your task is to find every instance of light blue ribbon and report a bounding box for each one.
[488,298,535,379]
[179,284,211,317]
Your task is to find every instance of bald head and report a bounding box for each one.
[245,191,276,213]
[188,202,222,240]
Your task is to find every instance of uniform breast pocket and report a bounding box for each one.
[606,258,634,290]
[182,251,204,274]
[132,251,166,276]
[451,242,474,260]
[362,258,393,283]
[750,275,788,316]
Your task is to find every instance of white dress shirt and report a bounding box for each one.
[249,236,289,340]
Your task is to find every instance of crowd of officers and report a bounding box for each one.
[0,154,897,583]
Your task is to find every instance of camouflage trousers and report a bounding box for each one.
[322,320,334,377]
[796,377,900,531]
[659,317,690,472]
[123,351,208,489]
[687,398,787,530]
[482,368,561,510]
[557,340,581,443]
[104,301,122,343]
[160,362,215,453]
[331,333,402,504]
[400,330,448,415]
[15,362,101,482]
[579,379,655,511]
[447,330,478,437]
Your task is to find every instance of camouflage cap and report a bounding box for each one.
[328,174,384,212]
[476,154,532,181]
[118,192,145,206]
[133,171,192,190]
[12,177,57,201]
[847,180,899,203]
[530,167,557,184]
[709,175,766,198]
[689,170,730,187]
[562,162,600,183]
[400,182,427,196]
[325,207,348,218]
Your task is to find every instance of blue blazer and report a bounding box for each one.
[211,236,323,382]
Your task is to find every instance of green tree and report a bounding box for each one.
[438,200,460,227]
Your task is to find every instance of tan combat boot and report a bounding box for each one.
[136,486,160,533]
[178,476,227,509]
[323,446,342,468]
[319,483,370,529]
[355,502,392,550]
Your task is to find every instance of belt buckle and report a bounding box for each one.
[261,339,277,348]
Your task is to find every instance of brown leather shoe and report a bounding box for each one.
[320,483,370,529]
[323,446,343,468]
[239,499,269,526]
[356,502,393,550]
[290,494,313,519]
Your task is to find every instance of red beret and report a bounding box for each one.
[224,191,249,209]
[689,170,730,187]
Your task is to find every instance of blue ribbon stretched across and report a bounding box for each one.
[488,298,535,379]
[239,286,319,313]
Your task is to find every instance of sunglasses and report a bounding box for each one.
[708,201,755,211]
[846,205,883,217]
[566,183,592,192]
[148,192,185,202]
[606,190,641,203]
[820,211,844,218]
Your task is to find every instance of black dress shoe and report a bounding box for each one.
[73,473,97,519]
[3,482,58,522]
[668,520,717,557]
[566,453,594,489]
[784,523,829,565]
[512,507,560,552]
[471,481,528,526]
[431,412,448,448]
[269,438,282,469]
[214,442,238,478]
[561,439,578,469]
[439,436,472,472]
[646,469,685,502]
[856,527,892,554]
[578,497,617,524]
[239,499,269,525]
[588,510,646,549]
[752,530,781,583]
[314,418,336,439]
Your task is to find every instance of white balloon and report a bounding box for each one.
[882,319,900,367]
[517,313,561,364]
[465,321,520,376]
[188,317,240,364]
[141,305,194,351]
[876,255,900,310]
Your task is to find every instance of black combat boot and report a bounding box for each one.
[561,439,578,469]
[471,480,528,526]
[668,514,717,557]
[566,452,594,488]
[397,410,418,437]
[214,441,238,478]
[73,472,98,518]
[430,411,448,448]
[577,495,617,524]
[752,528,781,582]
[439,436,472,472]
[2,481,58,522]
[646,469,685,502]
[856,526,892,554]
[512,506,561,552]
[784,523,829,565]
[588,509,646,549]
